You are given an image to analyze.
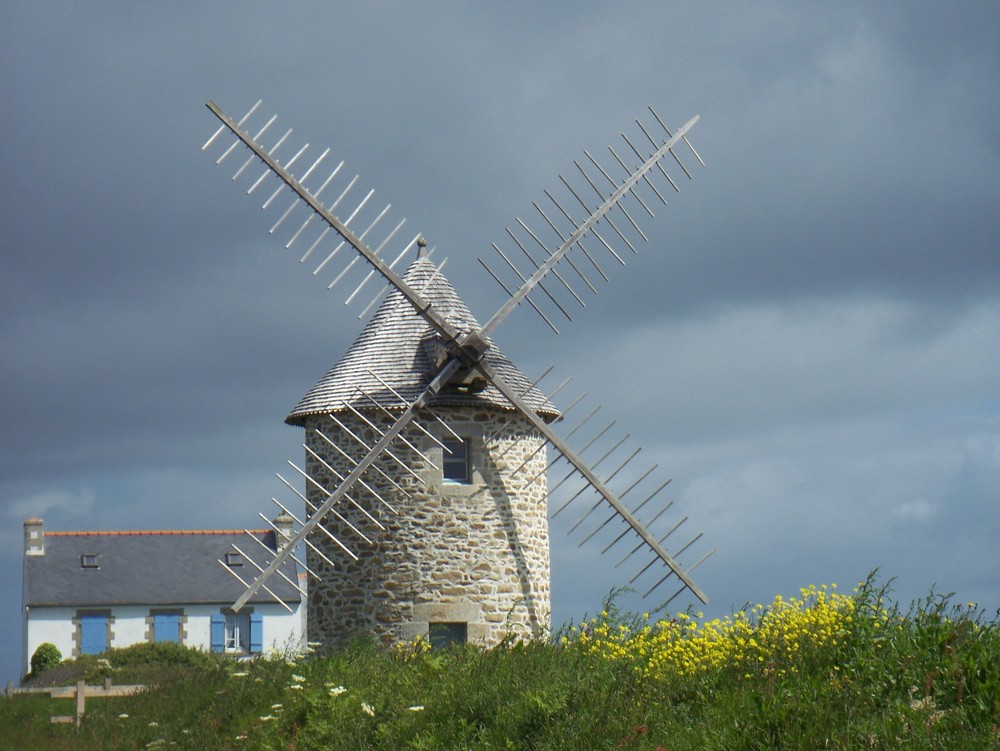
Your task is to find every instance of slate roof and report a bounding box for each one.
[24,529,300,607]
[286,256,559,426]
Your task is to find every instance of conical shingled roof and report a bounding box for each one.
[286,256,559,426]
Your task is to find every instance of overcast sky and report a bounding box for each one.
[3,2,999,684]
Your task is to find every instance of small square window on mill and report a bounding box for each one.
[80,553,99,569]
[428,622,467,649]
[442,438,470,483]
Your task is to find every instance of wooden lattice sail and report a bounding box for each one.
[201,100,714,645]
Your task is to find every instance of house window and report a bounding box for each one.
[225,612,249,652]
[211,611,263,654]
[80,553,99,569]
[442,438,471,483]
[224,551,243,566]
[80,613,108,655]
[428,622,467,649]
[153,613,181,643]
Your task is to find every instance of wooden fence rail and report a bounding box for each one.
[5,679,145,726]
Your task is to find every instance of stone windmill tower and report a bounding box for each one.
[286,252,559,646]
[201,100,714,648]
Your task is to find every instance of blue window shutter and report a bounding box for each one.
[80,614,107,655]
[249,612,263,654]
[154,614,180,643]
[210,614,225,653]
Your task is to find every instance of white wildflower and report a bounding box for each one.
[271,703,283,710]
[259,714,276,721]
[148,721,159,727]
[118,713,129,719]
[329,685,347,696]
[231,671,249,678]
[288,684,303,690]
[408,705,425,711]
[361,702,375,717]
[291,674,305,682]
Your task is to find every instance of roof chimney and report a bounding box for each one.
[273,513,294,552]
[24,518,44,556]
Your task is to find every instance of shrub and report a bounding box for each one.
[29,642,61,678]
[105,641,218,670]
[82,642,225,685]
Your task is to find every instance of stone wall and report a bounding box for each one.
[302,404,550,649]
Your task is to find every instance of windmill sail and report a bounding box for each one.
[476,112,700,340]
[202,100,713,615]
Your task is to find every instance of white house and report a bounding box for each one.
[21,517,305,678]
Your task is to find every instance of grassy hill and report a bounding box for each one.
[4,576,999,750]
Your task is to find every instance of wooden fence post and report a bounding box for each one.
[75,680,86,727]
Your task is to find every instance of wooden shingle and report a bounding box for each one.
[286,256,559,425]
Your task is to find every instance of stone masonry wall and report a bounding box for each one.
[302,405,550,649]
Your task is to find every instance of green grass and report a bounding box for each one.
[3,576,1000,750]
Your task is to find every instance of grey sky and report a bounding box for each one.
[3,2,999,683]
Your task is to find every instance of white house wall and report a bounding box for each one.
[24,603,303,676]
[24,607,76,675]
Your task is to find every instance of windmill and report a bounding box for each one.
[202,99,714,648]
